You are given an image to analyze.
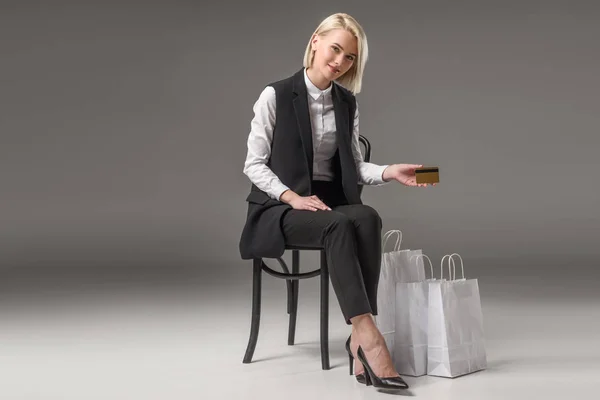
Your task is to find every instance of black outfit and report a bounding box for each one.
[239,68,382,323]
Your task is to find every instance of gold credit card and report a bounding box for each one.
[415,167,439,184]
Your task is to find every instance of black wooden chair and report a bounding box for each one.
[242,135,372,370]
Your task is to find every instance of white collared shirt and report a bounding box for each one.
[243,69,389,200]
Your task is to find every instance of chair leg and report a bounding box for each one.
[243,258,262,364]
[288,250,299,345]
[319,250,330,370]
[281,259,292,315]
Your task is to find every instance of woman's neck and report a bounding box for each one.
[306,67,332,90]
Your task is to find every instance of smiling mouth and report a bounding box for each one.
[328,65,340,73]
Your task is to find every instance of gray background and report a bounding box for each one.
[1,2,599,399]
[1,0,599,296]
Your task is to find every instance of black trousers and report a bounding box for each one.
[281,180,382,324]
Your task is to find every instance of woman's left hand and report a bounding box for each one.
[383,164,436,187]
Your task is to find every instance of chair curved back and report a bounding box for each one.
[357,135,371,196]
[358,135,371,163]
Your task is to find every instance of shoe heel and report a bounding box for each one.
[357,345,409,390]
[345,335,354,376]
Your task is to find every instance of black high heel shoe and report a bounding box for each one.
[356,346,409,390]
[344,335,366,385]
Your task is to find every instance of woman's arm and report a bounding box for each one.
[351,100,433,187]
[243,86,331,210]
[243,86,291,200]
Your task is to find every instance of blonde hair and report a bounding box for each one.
[302,13,368,94]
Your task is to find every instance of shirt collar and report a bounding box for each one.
[304,68,332,100]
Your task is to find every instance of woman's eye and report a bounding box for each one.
[332,46,339,52]
[347,55,355,61]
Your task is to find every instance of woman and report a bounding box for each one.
[239,13,434,390]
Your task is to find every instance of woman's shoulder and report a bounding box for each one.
[333,81,356,103]
[265,73,296,93]
[255,71,297,103]
[256,85,276,101]
[253,86,276,115]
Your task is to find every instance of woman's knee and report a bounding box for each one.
[324,212,354,234]
[355,205,382,227]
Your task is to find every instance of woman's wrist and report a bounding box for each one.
[279,189,299,204]
[382,164,396,182]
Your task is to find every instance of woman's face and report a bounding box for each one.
[311,29,357,80]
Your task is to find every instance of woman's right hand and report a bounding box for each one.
[280,190,331,211]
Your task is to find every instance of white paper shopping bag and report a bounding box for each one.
[393,254,436,376]
[427,253,487,378]
[375,230,425,353]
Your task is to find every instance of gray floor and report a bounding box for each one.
[1,263,599,400]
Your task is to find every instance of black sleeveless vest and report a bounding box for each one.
[239,67,361,260]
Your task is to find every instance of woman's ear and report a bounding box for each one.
[311,34,319,51]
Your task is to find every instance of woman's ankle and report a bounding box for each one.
[351,316,385,348]
[350,313,372,328]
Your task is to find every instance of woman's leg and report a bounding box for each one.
[332,204,382,315]
[330,204,388,377]
[282,206,399,379]
[281,209,373,321]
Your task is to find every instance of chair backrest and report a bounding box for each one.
[358,135,371,163]
[357,135,371,197]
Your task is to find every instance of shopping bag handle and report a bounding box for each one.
[382,230,403,252]
[449,253,465,280]
[410,254,434,280]
[440,254,450,280]
[440,253,465,280]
